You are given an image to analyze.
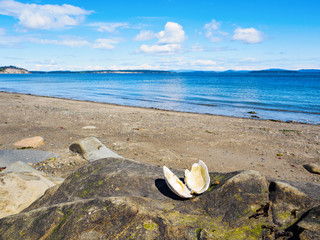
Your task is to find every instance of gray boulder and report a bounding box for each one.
[69,137,123,161]
[0,158,319,239]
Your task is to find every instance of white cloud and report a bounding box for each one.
[0,0,92,30]
[191,59,216,66]
[92,39,118,49]
[204,19,227,42]
[109,63,160,70]
[89,22,129,33]
[140,43,181,53]
[139,22,185,54]
[240,57,257,62]
[232,27,263,44]
[134,30,155,41]
[156,22,185,44]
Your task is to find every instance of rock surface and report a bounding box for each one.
[14,136,45,148]
[303,163,320,174]
[0,149,59,167]
[0,158,319,239]
[0,66,29,74]
[0,161,60,219]
[69,137,123,161]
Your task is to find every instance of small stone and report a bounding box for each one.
[82,126,97,130]
[248,111,257,114]
[14,136,44,148]
[303,163,320,174]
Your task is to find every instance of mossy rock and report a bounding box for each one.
[0,158,319,239]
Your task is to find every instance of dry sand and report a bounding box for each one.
[0,92,319,183]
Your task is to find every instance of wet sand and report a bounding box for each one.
[0,91,319,183]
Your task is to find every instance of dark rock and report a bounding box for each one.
[297,206,320,234]
[0,158,319,239]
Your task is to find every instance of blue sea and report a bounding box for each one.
[0,72,319,124]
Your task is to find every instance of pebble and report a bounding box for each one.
[82,126,97,130]
[303,163,320,174]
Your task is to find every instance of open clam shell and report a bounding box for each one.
[163,166,193,198]
[185,160,210,194]
[163,161,210,198]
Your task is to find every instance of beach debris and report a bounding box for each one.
[69,137,123,161]
[303,163,320,175]
[82,126,97,130]
[14,136,44,149]
[163,160,210,198]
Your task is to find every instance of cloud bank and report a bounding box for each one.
[0,0,92,30]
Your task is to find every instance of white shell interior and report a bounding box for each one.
[163,160,210,198]
[163,166,192,198]
[185,160,210,194]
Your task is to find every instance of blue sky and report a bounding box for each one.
[0,0,319,71]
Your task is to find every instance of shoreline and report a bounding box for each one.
[1,91,318,126]
[0,91,319,184]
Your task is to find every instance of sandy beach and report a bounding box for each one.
[0,91,319,183]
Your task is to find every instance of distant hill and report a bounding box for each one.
[298,69,320,73]
[249,69,298,74]
[0,66,29,74]
[30,70,172,74]
[1,66,320,74]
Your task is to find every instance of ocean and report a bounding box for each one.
[0,72,319,124]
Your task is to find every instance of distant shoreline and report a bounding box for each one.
[1,65,320,74]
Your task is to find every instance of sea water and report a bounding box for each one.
[0,72,319,124]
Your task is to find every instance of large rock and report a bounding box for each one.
[0,161,59,219]
[0,158,319,239]
[69,137,122,161]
